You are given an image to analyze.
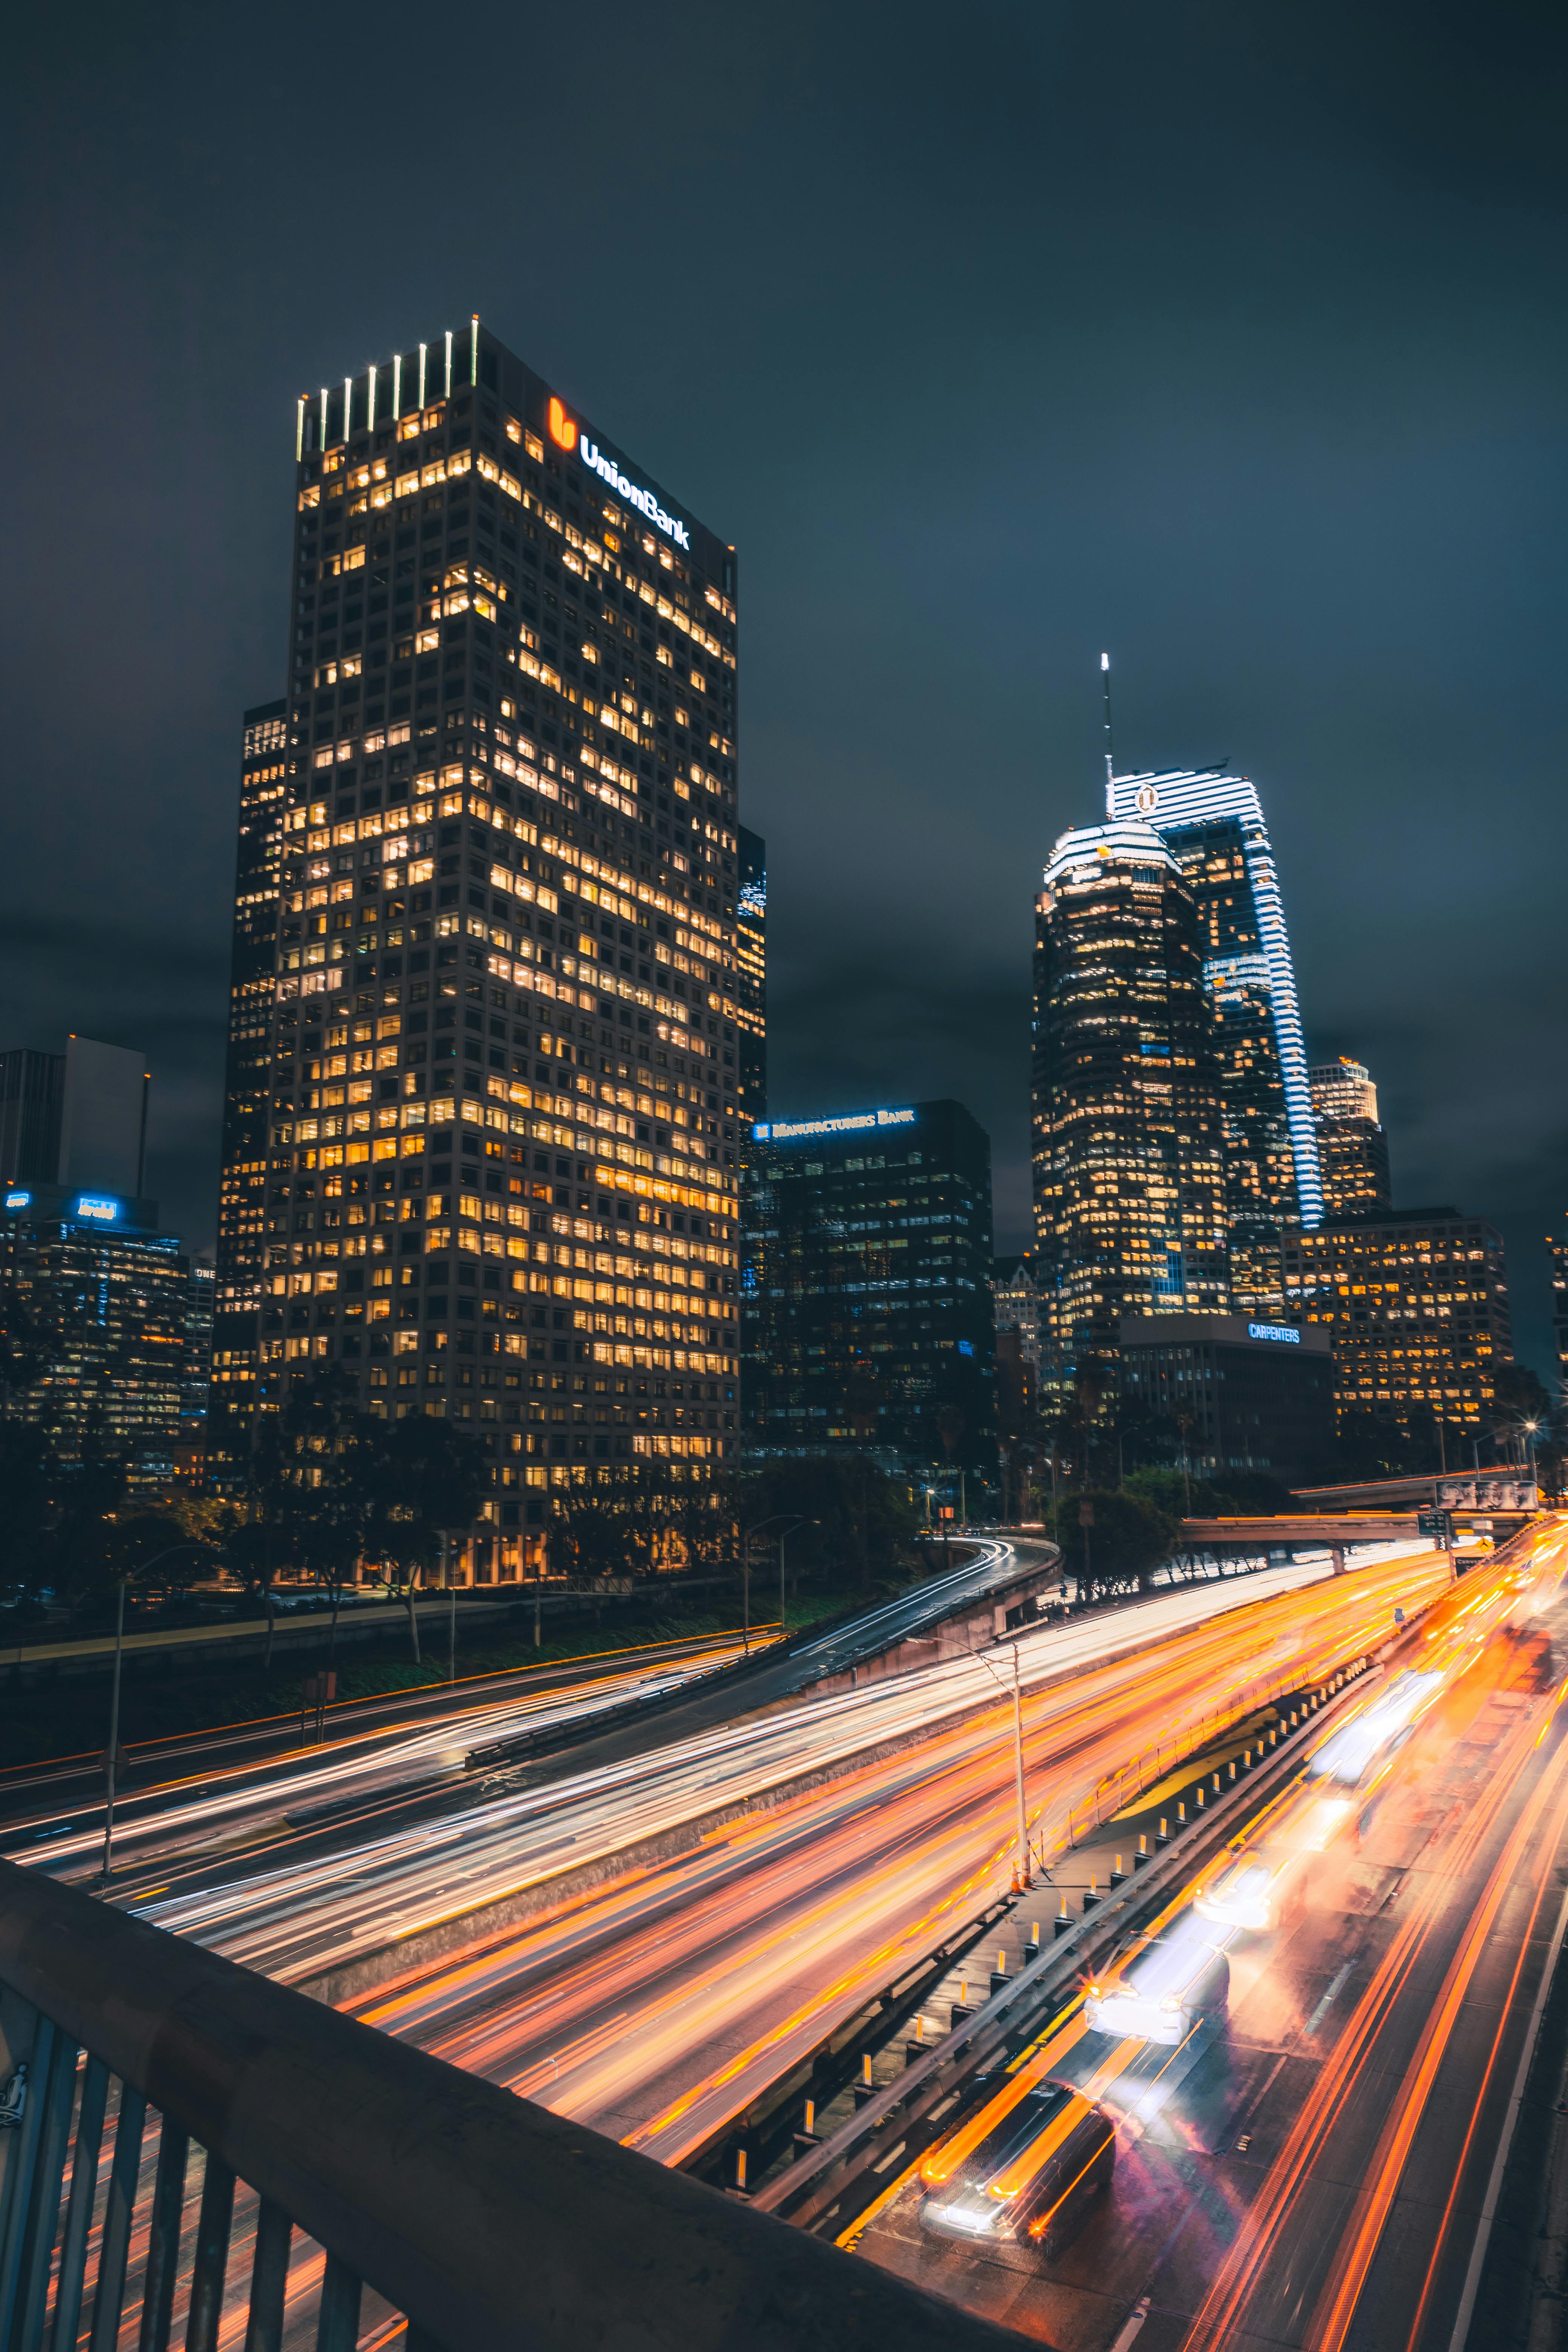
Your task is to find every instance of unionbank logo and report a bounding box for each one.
[543,393,692,550]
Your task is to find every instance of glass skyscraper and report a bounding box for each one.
[1107,769,1322,1251]
[1032,816,1230,1382]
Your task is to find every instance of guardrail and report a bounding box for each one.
[0,1860,1030,2352]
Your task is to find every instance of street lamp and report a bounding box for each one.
[100,1540,223,1885]
[738,1513,814,1651]
[975,1638,1032,1893]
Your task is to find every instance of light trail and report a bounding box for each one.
[17,1635,754,1883]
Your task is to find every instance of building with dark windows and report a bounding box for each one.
[1106,768,1320,1312]
[1032,816,1229,1387]
[0,1184,205,1492]
[742,1099,996,1487]
[1309,1056,1392,1218]
[1549,1225,1568,1402]
[1,1036,149,1198]
[0,1051,67,1188]
[1118,1312,1335,1485]
[1283,1207,1511,1434]
[736,826,766,1131]
[212,317,744,1579]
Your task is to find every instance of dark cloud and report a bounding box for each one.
[1,0,1563,1368]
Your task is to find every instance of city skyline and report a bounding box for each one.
[3,8,1564,1379]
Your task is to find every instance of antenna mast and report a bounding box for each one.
[1101,651,1115,817]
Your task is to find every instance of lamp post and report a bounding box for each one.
[739,1513,810,1650]
[100,1540,220,1885]
[976,1638,1032,1892]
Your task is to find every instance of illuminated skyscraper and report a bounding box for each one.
[1032,816,1230,1381]
[1106,769,1321,1306]
[1309,1055,1391,1217]
[211,318,744,1578]
[736,826,766,1130]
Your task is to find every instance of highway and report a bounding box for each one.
[0,1535,1029,1841]
[28,1537,1477,2351]
[849,1514,1568,2351]
[6,1631,757,1882]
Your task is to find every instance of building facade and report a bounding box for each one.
[0,1184,205,1491]
[212,318,744,1580]
[1032,817,1230,1385]
[0,1052,67,1188]
[1550,1226,1568,1402]
[742,1099,997,1484]
[1283,1207,1510,1434]
[991,1254,1041,1367]
[736,826,766,1131]
[1309,1056,1391,1217]
[1106,768,1320,1311]
[1118,1312,1335,1486]
[1,1038,150,1198]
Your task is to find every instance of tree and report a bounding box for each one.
[0,1424,56,1611]
[237,1367,369,1664]
[359,1411,487,1661]
[1049,1487,1176,1599]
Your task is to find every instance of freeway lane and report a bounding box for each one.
[850,1515,1568,2352]
[115,1546,1436,1986]
[12,1632,756,1885]
[1,1535,1029,1853]
[33,1543,1461,2352]
[325,1548,1451,2172]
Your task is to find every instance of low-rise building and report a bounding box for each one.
[1118,1311,1335,1485]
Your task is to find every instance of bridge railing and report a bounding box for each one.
[0,1859,1019,2352]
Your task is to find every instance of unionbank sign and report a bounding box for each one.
[548,397,691,551]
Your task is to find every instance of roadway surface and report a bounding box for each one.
[0,1538,1026,1841]
[850,1515,1568,2352]
[28,1540,1461,2352]
[3,1631,758,1880]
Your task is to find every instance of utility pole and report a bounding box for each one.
[977,1642,1032,1892]
[99,1573,127,1886]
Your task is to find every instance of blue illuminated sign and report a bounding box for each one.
[1248,1321,1300,1345]
[4,1191,29,1212]
[753,1108,916,1143]
[72,1195,121,1224]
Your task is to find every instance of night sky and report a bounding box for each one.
[4,3,1565,1372]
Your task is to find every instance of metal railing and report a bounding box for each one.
[0,1860,1023,2352]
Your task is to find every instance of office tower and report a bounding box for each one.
[735,826,766,1130]
[0,1038,148,1195]
[0,1052,67,1186]
[213,319,743,1579]
[1106,769,1321,1310]
[1309,1056,1392,1216]
[742,1100,997,1485]
[1549,1227,1568,1402]
[179,1261,216,1476]
[1118,1313,1335,1485]
[991,1255,1041,1368]
[1283,1207,1510,1434]
[211,701,290,1449]
[1032,816,1230,1384]
[0,1184,198,1490]
[58,1038,149,1197]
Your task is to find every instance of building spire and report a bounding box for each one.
[1101,652,1115,817]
